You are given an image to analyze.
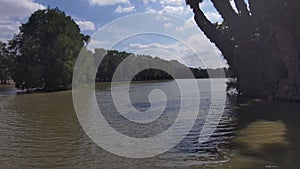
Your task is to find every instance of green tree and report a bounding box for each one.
[0,42,14,84]
[10,8,87,91]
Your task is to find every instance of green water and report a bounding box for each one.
[0,80,300,169]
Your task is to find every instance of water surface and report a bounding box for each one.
[0,79,300,168]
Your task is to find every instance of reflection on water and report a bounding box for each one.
[0,85,19,96]
[228,98,300,169]
[233,120,288,151]
[0,79,300,168]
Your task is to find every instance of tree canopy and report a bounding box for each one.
[10,8,87,91]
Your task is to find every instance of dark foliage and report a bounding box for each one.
[0,42,14,84]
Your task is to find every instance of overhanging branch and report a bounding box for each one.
[186,0,235,64]
[234,0,250,16]
[210,0,237,23]
[188,0,226,43]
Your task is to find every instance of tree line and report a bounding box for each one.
[94,48,232,82]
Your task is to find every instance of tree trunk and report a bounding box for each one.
[234,28,300,101]
[272,27,300,100]
[186,0,300,101]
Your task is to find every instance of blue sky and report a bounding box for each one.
[0,0,229,68]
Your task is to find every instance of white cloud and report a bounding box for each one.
[76,20,96,31]
[158,0,191,17]
[146,7,158,13]
[114,5,135,13]
[129,43,185,63]
[176,17,195,31]
[0,20,20,33]
[129,43,166,49]
[158,4,192,17]
[0,20,21,39]
[182,34,226,68]
[128,33,226,68]
[205,12,222,23]
[160,0,183,6]
[159,6,184,15]
[88,0,129,6]
[129,41,182,61]
[0,0,45,20]
[164,22,173,29]
[0,0,45,42]
[88,39,110,50]
[142,0,192,17]
[142,0,157,4]
[199,0,223,23]
[155,15,171,21]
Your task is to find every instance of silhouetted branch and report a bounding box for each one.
[210,0,237,23]
[187,1,226,43]
[186,0,235,64]
[234,0,250,16]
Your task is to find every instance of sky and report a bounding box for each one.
[0,0,231,68]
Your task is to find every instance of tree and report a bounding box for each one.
[186,0,300,101]
[0,42,13,84]
[10,8,86,91]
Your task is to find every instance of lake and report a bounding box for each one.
[0,79,300,169]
